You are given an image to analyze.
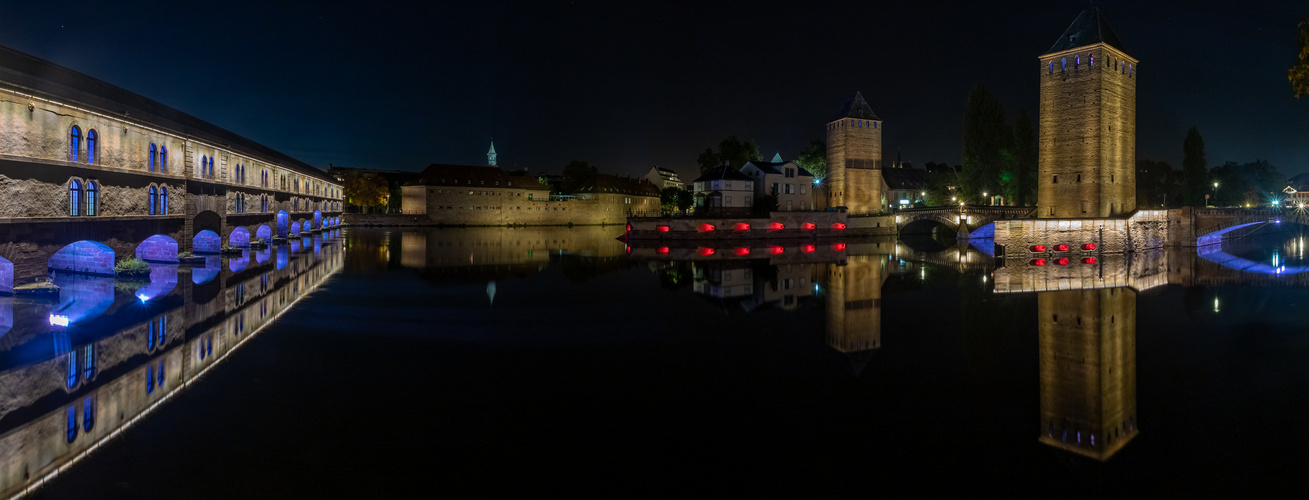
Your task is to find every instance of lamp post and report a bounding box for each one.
[982,192,989,206]
[1213,182,1218,207]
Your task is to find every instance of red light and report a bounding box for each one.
[626,224,632,232]
[657,246,670,254]
[769,246,784,255]
[699,224,716,232]
[1054,257,1070,266]
[801,244,816,253]
[801,222,816,230]
[768,222,784,231]
[831,222,847,230]
[1030,258,1047,266]
[1082,243,1097,250]
[625,245,631,254]
[657,225,670,232]
[1082,257,1097,264]
[1054,244,1070,252]
[832,243,847,252]
[1029,245,1047,252]
[734,247,751,256]
[698,247,716,256]
[734,222,751,231]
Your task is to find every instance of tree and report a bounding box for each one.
[562,160,598,183]
[753,194,779,216]
[1209,159,1285,207]
[1011,109,1037,206]
[960,85,1009,202]
[342,170,388,210]
[1136,159,1175,208]
[1291,17,1309,97]
[697,135,763,174]
[676,189,694,212]
[796,140,827,180]
[1182,127,1209,206]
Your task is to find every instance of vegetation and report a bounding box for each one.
[1208,159,1285,207]
[697,135,762,174]
[1136,159,1181,208]
[1291,17,1309,98]
[114,258,150,277]
[342,170,389,210]
[660,187,694,214]
[753,194,779,217]
[795,140,827,180]
[1182,127,1209,206]
[177,251,194,259]
[562,160,599,184]
[958,85,1036,205]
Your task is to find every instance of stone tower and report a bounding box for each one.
[1038,8,1137,218]
[1038,288,1138,460]
[826,92,883,214]
[487,140,497,166]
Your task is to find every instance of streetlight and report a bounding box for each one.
[982,192,989,206]
[1213,182,1218,207]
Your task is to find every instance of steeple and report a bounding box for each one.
[1045,7,1126,55]
[831,91,880,121]
[487,140,497,166]
[771,152,783,163]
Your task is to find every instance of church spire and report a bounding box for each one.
[487,139,497,166]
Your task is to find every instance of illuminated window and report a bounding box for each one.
[69,179,82,216]
[82,344,95,381]
[1089,53,1094,66]
[201,155,208,179]
[149,186,157,215]
[1061,58,1067,71]
[86,181,98,216]
[66,406,78,443]
[69,126,81,162]
[66,352,78,388]
[146,364,154,393]
[160,145,168,172]
[160,186,168,214]
[82,396,95,431]
[86,129,98,164]
[149,143,158,172]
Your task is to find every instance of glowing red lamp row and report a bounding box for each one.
[1029,257,1098,266]
[1027,243,1098,252]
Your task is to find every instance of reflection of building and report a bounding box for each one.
[1038,287,1138,460]
[825,256,885,364]
[693,261,753,298]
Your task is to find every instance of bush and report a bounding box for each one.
[115,258,150,277]
[177,251,193,259]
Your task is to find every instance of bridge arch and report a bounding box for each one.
[228,227,251,248]
[193,230,221,254]
[136,235,179,263]
[0,256,12,294]
[314,210,322,230]
[49,241,115,276]
[194,210,221,234]
[276,211,290,238]
[290,221,302,237]
[256,224,272,242]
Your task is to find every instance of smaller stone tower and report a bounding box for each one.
[487,140,498,166]
[825,92,884,214]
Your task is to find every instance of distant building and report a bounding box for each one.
[692,165,755,216]
[740,159,816,211]
[400,163,549,217]
[644,166,685,191]
[1284,173,1309,206]
[562,174,662,216]
[882,168,929,209]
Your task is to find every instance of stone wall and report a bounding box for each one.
[826,117,883,214]
[375,189,659,227]
[1038,44,1137,218]
[994,210,1168,255]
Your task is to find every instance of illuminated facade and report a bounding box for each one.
[825,91,884,215]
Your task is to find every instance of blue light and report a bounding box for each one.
[812,179,821,185]
[138,294,150,303]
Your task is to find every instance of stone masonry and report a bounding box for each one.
[826,92,883,215]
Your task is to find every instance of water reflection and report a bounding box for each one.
[0,236,342,498]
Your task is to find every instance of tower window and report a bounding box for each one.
[1075,55,1080,68]
[1089,54,1094,66]
[1077,174,1081,182]
[1049,61,1053,74]
[1062,58,1067,71]
[1053,175,1058,184]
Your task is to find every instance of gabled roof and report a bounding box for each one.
[564,173,661,197]
[741,160,813,177]
[692,165,753,183]
[0,44,334,182]
[831,91,880,122]
[881,168,928,190]
[408,163,546,190]
[1045,8,1127,56]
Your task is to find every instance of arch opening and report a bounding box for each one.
[256,224,272,242]
[193,230,221,254]
[228,227,251,248]
[277,210,290,238]
[49,241,115,276]
[136,235,179,263]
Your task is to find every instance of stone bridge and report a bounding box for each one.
[1168,207,1306,247]
[895,205,1035,238]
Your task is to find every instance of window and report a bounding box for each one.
[1062,57,1067,71]
[160,186,168,214]
[160,145,168,173]
[1053,175,1058,184]
[800,185,806,195]
[86,129,98,164]
[69,179,81,216]
[1089,53,1094,66]
[83,396,95,432]
[149,143,158,172]
[149,186,157,215]
[69,126,81,162]
[201,155,208,179]
[1048,61,1053,74]
[785,184,793,194]
[86,181,98,216]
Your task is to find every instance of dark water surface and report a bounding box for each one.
[6,226,1308,497]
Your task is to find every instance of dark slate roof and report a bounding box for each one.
[408,163,546,190]
[881,168,928,190]
[692,165,753,183]
[1045,8,1127,55]
[831,91,880,121]
[0,44,334,182]
[1287,173,1309,191]
[743,161,813,177]
[564,173,661,197]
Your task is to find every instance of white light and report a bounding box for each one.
[49,314,69,327]
[1214,297,1220,313]
[138,294,150,303]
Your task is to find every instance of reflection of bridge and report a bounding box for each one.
[895,205,1033,237]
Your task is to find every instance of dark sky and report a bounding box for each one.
[2,1,1306,180]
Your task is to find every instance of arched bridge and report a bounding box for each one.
[895,205,1034,238]
[1192,208,1301,246]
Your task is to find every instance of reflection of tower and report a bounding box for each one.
[826,92,884,214]
[826,256,886,372]
[1038,287,1138,460]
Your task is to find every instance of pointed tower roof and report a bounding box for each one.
[831,91,880,121]
[771,152,783,163]
[1045,8,1127,55]
[487,140,497,166]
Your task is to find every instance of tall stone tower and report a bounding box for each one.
[1038,288,1138,460]
[1038,8,1136,218]
[826,92,884,214]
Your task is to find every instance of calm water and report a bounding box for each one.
[4,226,1307,497]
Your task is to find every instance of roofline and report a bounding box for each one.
[1040,42,1138,62]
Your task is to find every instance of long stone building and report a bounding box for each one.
[0,44,343,289]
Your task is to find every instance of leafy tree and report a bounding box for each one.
[342,170,388,209]
[960,85,1009,202]
[1209,159,1285,207]
[796,140,827,180]
[753,194,779,216]
[1182,127,1209,206]
[676,189,694,212]
[1011,109,1037,206]
[562,160,598,183]
[1136,159,1175,208]
[387,187,402,213]
[1291,17,1309,98]
[697,135,763,174]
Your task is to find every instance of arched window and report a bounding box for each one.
[1089,53,1094,66]
[201,155,209,179]
[160,186,169,214]
[294,178,299,193]
[1048,61,1053,74]
[1061,58,1067,71]
[69,179,82,216]
[86,129,98,164]
[69,126,81,162]
[149,185,157,215]
[1075,55,1080,68]
[66,353,78,388]
[161,145,168,172]
[86,181,98,216]
[157,360,165,387]
[149,143,158,172]
[82,396,95,432]
[65,406,78,443]
[146,364,154,394]
[82,344,95,380]
[148,320,157,350]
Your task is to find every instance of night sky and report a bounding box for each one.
[2,1,1305,180]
